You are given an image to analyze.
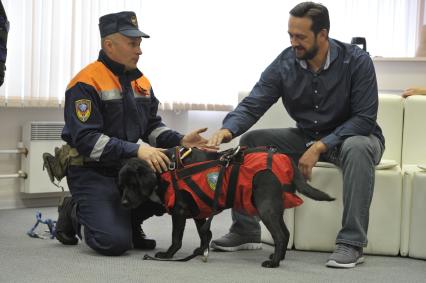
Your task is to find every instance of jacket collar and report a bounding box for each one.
[97,49,142,80]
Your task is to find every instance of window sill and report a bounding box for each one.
[0,97,64,108]
[159,102,233,112]
[373,57,426,62]
[0,98,234,112]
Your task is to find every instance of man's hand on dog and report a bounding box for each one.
[298,141,327,181]
[137,145,170,173]
[207,128,233,146]
[181,128,219,151]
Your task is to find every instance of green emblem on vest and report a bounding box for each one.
[207,172,219,191]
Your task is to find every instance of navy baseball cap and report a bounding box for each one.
[99,11,149,38]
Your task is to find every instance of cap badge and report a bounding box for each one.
[131,16,138,27]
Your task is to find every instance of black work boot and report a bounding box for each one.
[56,196,78,245]
[132,222,156,250]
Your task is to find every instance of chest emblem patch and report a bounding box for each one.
[75,99,92,122]
[207,172,219,191]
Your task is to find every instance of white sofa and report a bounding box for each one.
[237,91,426,258]
[400,95,426,259]
[293,94,403,255]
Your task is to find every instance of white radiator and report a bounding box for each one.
[21,121,69,194]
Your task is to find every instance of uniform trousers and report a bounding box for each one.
[67,165,163,256]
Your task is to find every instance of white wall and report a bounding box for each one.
[0,108,64,209]
[373,58,426,92]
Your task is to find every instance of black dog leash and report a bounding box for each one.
[143,253,197,262]
[143,249,209,262]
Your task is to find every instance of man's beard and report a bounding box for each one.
[295,42,319,60]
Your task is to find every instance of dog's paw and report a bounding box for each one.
[269,253,285,260]
[155,251,173,259]
[193,247,209,262]
[261,260,280,268]
[193,247,207,255]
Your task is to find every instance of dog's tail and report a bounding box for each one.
[291,159,335,201]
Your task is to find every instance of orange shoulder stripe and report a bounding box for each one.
[67,61,121,93]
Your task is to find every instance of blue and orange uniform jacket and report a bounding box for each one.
[161,151,303,219]
[61,50,183,162]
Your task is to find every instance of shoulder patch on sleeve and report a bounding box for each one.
[75,99,92,122]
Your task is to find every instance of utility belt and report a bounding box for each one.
[42,144,119,189]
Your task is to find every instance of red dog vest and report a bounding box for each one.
[161,149,303,219]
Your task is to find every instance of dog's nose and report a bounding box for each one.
[121,198,129,207]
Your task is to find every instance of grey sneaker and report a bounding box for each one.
[326,244,365,268]
[210,232,262,252]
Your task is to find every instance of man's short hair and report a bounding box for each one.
[289,2,330,35]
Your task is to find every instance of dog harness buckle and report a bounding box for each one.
[220,145,241,167]
[231,145,241,158]
[180,148,192,160]
[169,162,176,171]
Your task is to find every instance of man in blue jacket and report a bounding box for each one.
[208,2,384,268]
[57,11,210,256]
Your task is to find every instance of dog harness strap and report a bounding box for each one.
[176,160,222,179]
[241,146,269,154]
[170,171,183,210]
[225,164,240,208]
[175,146,190,169]
[183,178,214,208]
[267,150,273,170]
[281,184,294,192]
[211,165,226,212]
[200,164,227,234]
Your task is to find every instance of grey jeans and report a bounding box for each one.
[229,128,384,248]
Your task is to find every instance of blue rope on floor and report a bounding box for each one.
[27,211,56,239]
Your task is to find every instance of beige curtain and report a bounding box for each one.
[0,0,143,108]
[416,0,426,56]
[0,0,423,109]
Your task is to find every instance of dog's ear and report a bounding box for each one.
[136,159,155,175]
[133,159,157,199]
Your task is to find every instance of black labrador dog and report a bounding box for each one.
[118,147,334,268]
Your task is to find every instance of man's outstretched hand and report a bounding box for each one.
[207,128,233,147]
[181,128,219,151]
